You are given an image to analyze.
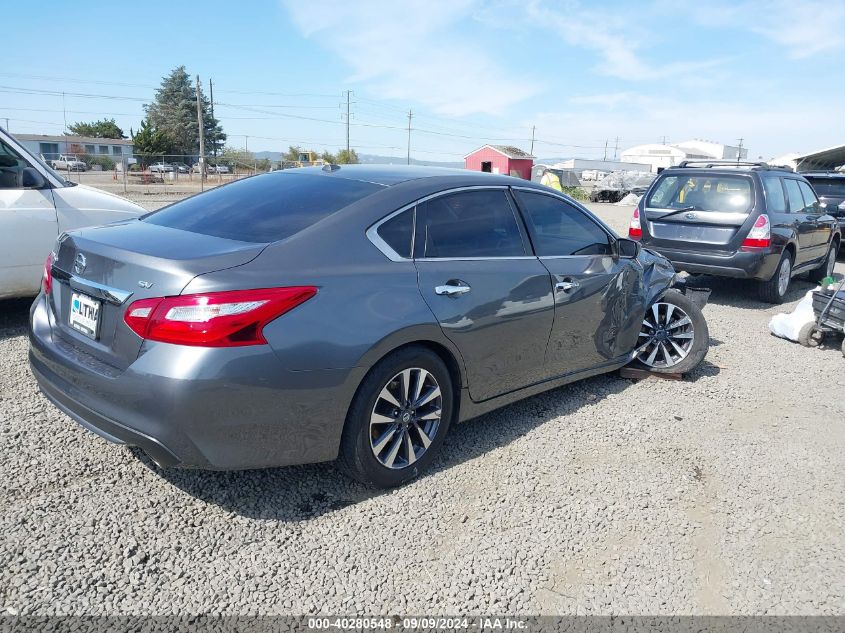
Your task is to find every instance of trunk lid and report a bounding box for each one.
[50,219,267,371]
[641,172,757,252]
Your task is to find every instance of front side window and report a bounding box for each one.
[762,176,786,214]
[783,179,805,214]
[515,191,612,256]
[414,189,525,258]
[798,181,820,214]
[645,174,752,212]
[0,137,26,189]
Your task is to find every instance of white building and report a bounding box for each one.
[620,139,748,173]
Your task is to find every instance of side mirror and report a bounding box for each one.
[22,167,47,189]
[615,238,641,258]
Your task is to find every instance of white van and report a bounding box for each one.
[0,127,144,299]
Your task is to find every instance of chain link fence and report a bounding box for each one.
[42,153,278,197]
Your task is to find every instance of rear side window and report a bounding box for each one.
[762,176,786,213]
[414,189,525,259]
[376,208,414,258]
[645,174,752,212]
[144,173,383,243]
[784,179,805,214]
[515,191,611,256]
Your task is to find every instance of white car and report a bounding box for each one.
[0,127,145,299]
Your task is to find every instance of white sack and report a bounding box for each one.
[768,289,816,342]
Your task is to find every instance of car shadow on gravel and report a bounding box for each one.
[687,274,819,310]
[142,365,704,521]
[0,298,32,340]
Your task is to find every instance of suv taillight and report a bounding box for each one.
[42,252,54,294]
[741,214,771,250]
[628,207,642,240]
[124,287,317,347]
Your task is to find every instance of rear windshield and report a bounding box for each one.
[646,174,753,212]
[805,178,845,197]
[143,172,383,242]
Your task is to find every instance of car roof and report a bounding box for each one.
[660,165,801,178]
[277,164,522,187]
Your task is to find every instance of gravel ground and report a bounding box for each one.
[1,200,843,616]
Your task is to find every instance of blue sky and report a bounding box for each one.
[2,0,843,161]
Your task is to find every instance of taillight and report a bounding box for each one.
[741,214,771,250]
[123,287,317,347]
[628,207,642,240]
[42,252,54,294]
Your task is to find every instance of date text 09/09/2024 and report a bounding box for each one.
[307,617,528,630]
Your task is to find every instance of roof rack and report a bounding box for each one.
[676,160,774,169]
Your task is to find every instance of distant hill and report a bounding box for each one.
[252,150,462,168]
[252,151,574,169]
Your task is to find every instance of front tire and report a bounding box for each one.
[632,290,709,374]
[759,251,793,304]
[808,242,837,283]
[338,346,454,488]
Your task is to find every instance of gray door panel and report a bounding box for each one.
[416,259,554,401]
[541,256,645,375]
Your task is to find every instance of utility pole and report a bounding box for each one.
[196,75,205,191]
[209,78,216,160]
[660,135,668,145]
[2,118,8,131]
[407,110,413,165]
[736,137,744,163]
[344,90,352,154]
[603,139,608,161]
[613,136,619,160]
[530,125,536,156]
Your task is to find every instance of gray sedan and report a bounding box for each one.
[29,166,708,488]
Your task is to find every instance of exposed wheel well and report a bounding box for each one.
[783,242,796,261]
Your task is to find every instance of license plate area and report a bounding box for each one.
[69,292,101,339]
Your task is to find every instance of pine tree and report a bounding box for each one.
[143,66,225,158]
[131,118,173,165]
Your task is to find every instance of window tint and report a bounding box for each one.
[762,176,786,214]
[798,181,820,214]
[0,137,26,189]
[377,208,414,258]
[144,173,383,243]
[805,178,845,197]
[783,179,805,214]
[645,174,752,212]
[414,190,524,258]
[515,191,612,256]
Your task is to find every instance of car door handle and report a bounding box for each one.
[555,280,580,293]
[435,283,471,297]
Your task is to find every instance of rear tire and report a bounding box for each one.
[807,242,837,283]
[631,290,709,375]
[338,346,454,488]
[759,251,793,304]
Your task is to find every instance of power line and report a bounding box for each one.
[407,110,413,165]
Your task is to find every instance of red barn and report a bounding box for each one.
[464,144,534,180]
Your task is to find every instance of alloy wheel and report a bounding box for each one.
[778,257,791,297]
[636,302,695,369]
[369,368,442,470]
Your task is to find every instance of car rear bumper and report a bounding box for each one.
[646,246,780,280]
[29,293,365,470]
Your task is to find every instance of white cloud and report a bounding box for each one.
[282,0,540,117]
[530,92,834,159]
[687,0,845,58]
